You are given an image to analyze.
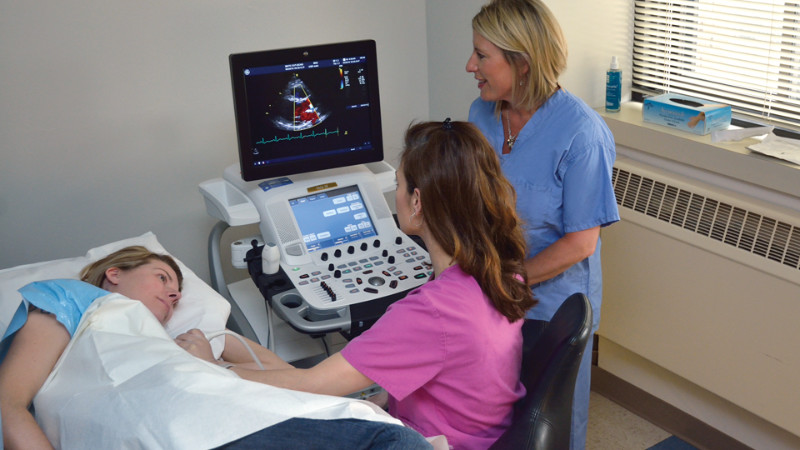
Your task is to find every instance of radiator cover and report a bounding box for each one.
[600,156,800,438]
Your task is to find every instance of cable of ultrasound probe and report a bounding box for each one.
[204,330,265,370]
[266,300,276,352]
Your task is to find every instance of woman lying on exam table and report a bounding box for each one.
[0,245,431,449]
[195,119,537,449]
[79,246,291,371]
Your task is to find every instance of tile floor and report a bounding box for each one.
[587,391,672,450]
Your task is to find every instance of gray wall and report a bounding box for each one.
[0,0,429,280]
[1,0,632,283]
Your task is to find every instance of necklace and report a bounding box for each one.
[505,110,517,150]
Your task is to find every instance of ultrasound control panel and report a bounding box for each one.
[207,162,431,335]
[285,234,429,310]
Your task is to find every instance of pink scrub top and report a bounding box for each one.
[341,265,525,449]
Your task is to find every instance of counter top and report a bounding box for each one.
[598,103,800,207]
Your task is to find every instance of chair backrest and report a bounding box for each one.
[490,292,592,450]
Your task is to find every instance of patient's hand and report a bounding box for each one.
[175,329,214,362]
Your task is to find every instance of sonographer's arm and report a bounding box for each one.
[0,310,70,450]
[232,352,374,397]
[523,226,600,285]
[175,328,292,370]
[221,332,292,370]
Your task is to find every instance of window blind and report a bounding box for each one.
[633,0,800,131]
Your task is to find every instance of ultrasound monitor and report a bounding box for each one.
[202,40,431,341]
[229,40,383,181]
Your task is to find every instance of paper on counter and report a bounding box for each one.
[747,133,800,165]
[712,125,773,143]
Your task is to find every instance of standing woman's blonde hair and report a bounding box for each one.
[80,246,184,290]
[472,0,568,113]
[401,120,535,321]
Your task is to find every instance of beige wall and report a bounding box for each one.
[426,0,634,120]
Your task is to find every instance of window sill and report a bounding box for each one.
[597,102,800,206]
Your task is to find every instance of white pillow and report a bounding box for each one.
[0,232,230,356]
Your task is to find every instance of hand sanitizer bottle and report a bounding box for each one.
[605,56,621,112]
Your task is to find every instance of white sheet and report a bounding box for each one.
[34,294,402,449]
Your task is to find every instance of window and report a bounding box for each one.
[633,0,800,131]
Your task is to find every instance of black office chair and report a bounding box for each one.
[490,292,592,450]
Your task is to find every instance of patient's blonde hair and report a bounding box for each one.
[80,246,183,291]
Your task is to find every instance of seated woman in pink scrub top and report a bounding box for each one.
[189,119,536,449]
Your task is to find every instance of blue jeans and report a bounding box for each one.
[215,418,432,450]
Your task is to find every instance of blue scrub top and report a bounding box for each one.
[469,89,619,329]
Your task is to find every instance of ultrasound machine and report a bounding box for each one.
[200,40,430,361]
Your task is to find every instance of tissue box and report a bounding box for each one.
[643,93,731,135]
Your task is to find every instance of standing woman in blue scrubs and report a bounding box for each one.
[466,0,620,448]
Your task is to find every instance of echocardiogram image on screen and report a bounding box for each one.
[267,73,331,133]
[230,40,383,181]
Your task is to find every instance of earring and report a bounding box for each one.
[408,210,423,228]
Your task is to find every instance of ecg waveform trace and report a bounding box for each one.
[257,127,341,144]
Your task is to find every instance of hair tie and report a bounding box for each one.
[442,117,454,130]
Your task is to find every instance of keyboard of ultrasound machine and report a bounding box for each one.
[286,235,431,308]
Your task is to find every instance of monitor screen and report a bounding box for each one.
[289,184,377,253]
[229,40,383,182]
